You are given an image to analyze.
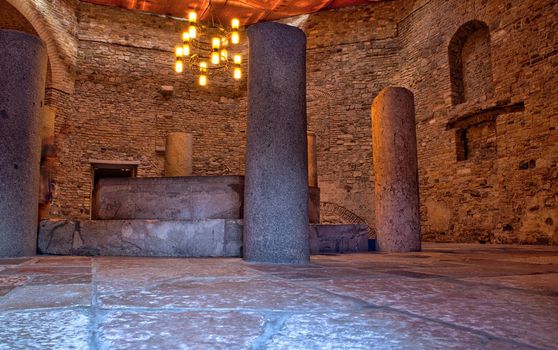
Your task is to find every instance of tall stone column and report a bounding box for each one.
[164,132,193,177]
[371,87,421,252]
[244,22,309,264]
[0,30,48,257]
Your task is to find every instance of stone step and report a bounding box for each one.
[38,220,368,257]
[38,219,242,257]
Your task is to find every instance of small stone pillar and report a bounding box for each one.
[244,22,310,264]
[371,87,421,252]
[39,106,57,220]
[307,132,320,223]
[307,132,318,187]
[0,30,48,257]
[164,132,193,177]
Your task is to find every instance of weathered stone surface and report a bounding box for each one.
[38,219,243,257]
[308,186,321,224]
[98,311,264,349]
[164,132,193,177]
[0,284,92,311]
[39,219,368,258]
[0,29,48,257]
[244,22,310,264]
[372,87,421,252]
[307,132,318,187]
[93,176,244,220]
[309,224,368,255]
[0,244,557,349]
[0,309,91,349]
[265,310,489,349]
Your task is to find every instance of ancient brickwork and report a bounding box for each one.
[294,2,404,231]
[397,0,558,244]
[49,2,247,218]
[3,0,555,243]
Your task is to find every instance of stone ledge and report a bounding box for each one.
[38,219,243,257]
[38,220,369,257]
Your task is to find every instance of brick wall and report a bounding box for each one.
[396,0,558,244]
[287,2,404,234]
[48,2,248,218]
[3,0,555,244]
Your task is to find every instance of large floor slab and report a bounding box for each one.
[0,243,557,349]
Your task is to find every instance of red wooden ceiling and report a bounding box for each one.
[81,0,375,24]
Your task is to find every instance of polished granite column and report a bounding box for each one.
[244,22,309,264]
[0,29,48,257]
[372,87,421,252]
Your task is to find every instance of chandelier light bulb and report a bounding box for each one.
[199,61,208,73]
[231,18,240,30]
[175,46,184,58]
[233,54,242,65]
[231,31,239,44]
[183,44,190,56]
[199,74,208,86]
[212,37,221,49]
[211,51,220,65]
[175,60,184,73]
[188,25,197,39]
[182,32,190,42]
[188,11,197,23]
[233,67,241,80]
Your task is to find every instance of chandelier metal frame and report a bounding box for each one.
[175,0,242,86]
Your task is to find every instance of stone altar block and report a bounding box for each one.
[93,176,243,220]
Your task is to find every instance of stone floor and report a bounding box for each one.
[1,243,558,349]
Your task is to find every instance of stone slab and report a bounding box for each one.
[39,220,367,258]
[309,224,368,255]
[92,175,244,220]
[38,219,243,257]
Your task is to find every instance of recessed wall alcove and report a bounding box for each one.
[448,20,494,105]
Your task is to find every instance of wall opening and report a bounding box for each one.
[449,20,494,105]
[90,161,138,219]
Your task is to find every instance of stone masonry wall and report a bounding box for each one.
[396,0,558,244]
[9,0,555,244]
[286,2,405,233]
[49,2,247,219]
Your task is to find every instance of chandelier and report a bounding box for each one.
[174,1,242,86]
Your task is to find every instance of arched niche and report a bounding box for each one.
[448,20,494,105]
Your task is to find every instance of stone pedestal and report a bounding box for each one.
[371,87,421,252]
[0,30,48,257]
[244,22,310,264]
[164,132,193,177]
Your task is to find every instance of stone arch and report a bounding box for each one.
[2,0,74,93]
[448,20,494,105]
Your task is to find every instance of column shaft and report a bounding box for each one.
[244,22,309,264]
[0,30,48,257]
[164,132,193,177]
[371,87,421,252]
